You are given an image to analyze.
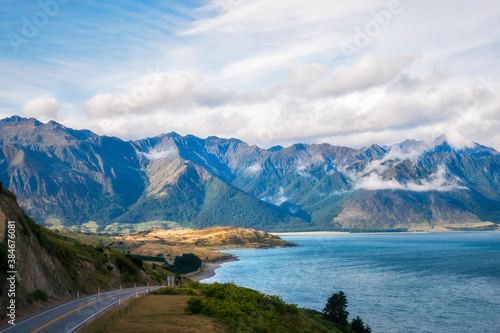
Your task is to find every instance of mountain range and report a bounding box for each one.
[1,115,499,232]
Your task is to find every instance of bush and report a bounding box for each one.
[169,253,202,274]
[124,253,144,269]
[32,289,49,302]
[153,286,196,296]
[112,252,139,276]
[185,297,204,314]
[184,282,303,332]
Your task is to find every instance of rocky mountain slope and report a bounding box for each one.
[0,183,169,323]
[1,116,499,232]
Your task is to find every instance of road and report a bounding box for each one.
[0,286,160,333]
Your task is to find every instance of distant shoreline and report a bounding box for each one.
[190,255,239,282]
[188,228,500,282]
[272,229,500,235]
[271,231,349,236]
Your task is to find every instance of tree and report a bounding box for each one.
[351,316,365,333]
[323,290,349,326]
[351,316,372,333]
[169,253,202,274]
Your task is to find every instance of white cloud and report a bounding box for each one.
[3,0,500,152]
[262,187,288,206]
[245,163,263,174]
[355,166,468,192]
[273,54,417,98]
[220,38,333,82]
[184,0,387,35]
[83,71,202,118]
[21,97,63,121]
[140,149,178,161]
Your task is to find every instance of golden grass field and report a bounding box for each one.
[111,226,297,263]
[80,295,228,333]
[63,226,296,264]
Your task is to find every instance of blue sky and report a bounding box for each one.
[1,0,500,149]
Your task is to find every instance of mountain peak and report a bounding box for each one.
[433,134,447,146]
[1,115,42,126]
[167,131,181,137]
[267,145,284,152]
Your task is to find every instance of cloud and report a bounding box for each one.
[3,0,500,152]
[140,149,178,161]
[245,163,263,174]
[184,0,387,35]
[83,71,203,118]
[82,70,249,119]
[262,187,288,206]
[273,54,418,98]
[21,97,63,121]
[354,166,468,192]
[220,38,332,82]
[335,138,470,192]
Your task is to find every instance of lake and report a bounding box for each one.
[202,232,500,333]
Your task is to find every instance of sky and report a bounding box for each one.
[1,0,499,150]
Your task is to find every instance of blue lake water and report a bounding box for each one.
[202,232,500,333]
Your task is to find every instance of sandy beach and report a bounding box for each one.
[190,256,239,282]
[270,231,349,236]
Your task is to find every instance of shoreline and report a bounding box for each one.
[270,231,349,236]
[271,229,500,236]
[190,255,239,282]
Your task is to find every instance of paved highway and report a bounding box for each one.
[0,286,160,333]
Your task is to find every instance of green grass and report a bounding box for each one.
[84,284,350,333]
[185,282,347,333]
[59,231,115,246]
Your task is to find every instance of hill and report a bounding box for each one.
[1,116,500,232]
[0,184,171,325]
[117,226,296,249]
[60,227,296,269]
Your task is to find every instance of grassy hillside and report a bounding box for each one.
[61,227,297,265]
[130,226,295,263]
[83,283,353,333]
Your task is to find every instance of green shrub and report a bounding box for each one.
[112,252,139,276]
[154,287,183,295]
[185,297,204,314]
[169,253,201,274]
[124,253,144,269]
[184,282,305,332]
[32,289,49,302]
[154,286,196,296]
